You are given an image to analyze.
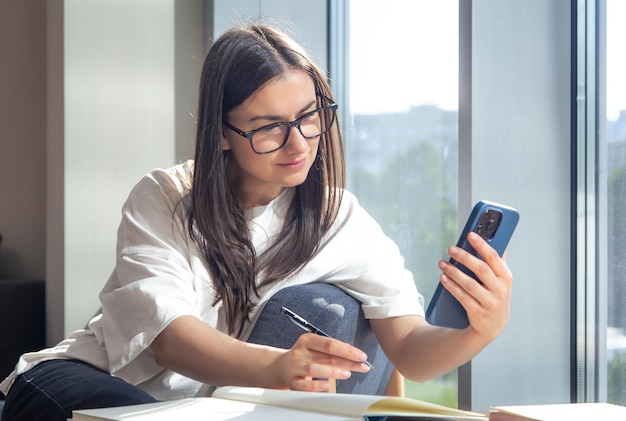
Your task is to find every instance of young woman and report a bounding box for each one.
[1,24,513,421]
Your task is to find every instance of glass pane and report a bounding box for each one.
[606,0,626,405]
[346,0,459,406]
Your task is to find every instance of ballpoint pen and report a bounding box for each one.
[280,306,373,369]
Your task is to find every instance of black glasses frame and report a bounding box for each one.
[222,103,338,154]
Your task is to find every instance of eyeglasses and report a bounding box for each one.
[223,103,338,154]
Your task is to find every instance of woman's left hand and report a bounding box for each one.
[371,234,513,382]
[438,231,512,341]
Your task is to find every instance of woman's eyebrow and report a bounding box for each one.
[248,99,317,123]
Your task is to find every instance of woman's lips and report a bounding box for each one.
[279,158,307,170]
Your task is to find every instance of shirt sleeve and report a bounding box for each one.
[98,166,201,380]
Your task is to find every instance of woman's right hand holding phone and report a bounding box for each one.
[438,231,513,341]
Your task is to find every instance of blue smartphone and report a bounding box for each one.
[425,200,520,329]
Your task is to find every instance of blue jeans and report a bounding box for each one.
[247,283,393,395]
[1,283,392,420]
[1,359,157,421]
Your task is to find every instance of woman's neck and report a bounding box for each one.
[236,187,285,210]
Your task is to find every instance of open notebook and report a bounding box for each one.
[72,386,487,420]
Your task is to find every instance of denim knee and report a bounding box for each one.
[1,360,157,421]
[248,283,394,395]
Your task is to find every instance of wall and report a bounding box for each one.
[53,0,203,339]
[0,0,47,281]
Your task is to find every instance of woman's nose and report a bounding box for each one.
[282,126,308,152]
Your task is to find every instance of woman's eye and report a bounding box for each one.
[256,125,284,137]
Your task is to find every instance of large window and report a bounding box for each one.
[334,0,573,411]
[340,0,459,405]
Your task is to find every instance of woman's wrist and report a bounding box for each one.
[239,342,289,389]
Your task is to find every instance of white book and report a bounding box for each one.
[71,396,351,421]
[72,386,487,420]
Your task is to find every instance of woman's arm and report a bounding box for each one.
[371,232,513,382]
[150,315,371,391]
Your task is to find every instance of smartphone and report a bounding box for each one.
[425,200,520,329]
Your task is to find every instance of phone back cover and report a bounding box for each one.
[425,201,520,329]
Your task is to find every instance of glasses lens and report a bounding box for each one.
[298,109,325,138]
[251,125,287,153]
[250,105,336,154]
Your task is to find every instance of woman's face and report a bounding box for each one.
[222,69,320,208]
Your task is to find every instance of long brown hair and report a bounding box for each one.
[188,24,345,336]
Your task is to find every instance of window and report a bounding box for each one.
[334,0,573,411]
[574,0,626,404]
[338,0,459,405]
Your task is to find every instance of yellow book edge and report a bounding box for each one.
[213,386,487,419]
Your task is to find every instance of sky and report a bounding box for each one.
[348,0,458,115]
[348,0,625,121]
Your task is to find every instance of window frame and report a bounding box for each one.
[573,0,612,403]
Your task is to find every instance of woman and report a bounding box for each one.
[1,24,512,420]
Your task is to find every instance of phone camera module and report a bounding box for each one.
[475,209,503,240]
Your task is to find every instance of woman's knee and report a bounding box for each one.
[249,283,362,346]
[248,283,394,395]
[2,360,156,421]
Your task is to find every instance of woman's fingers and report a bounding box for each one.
[439,232,513,339]
[281,334,371,391]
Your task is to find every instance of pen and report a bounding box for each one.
[280,306,373,368]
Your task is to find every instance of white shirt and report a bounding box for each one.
[1,160,424,400]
